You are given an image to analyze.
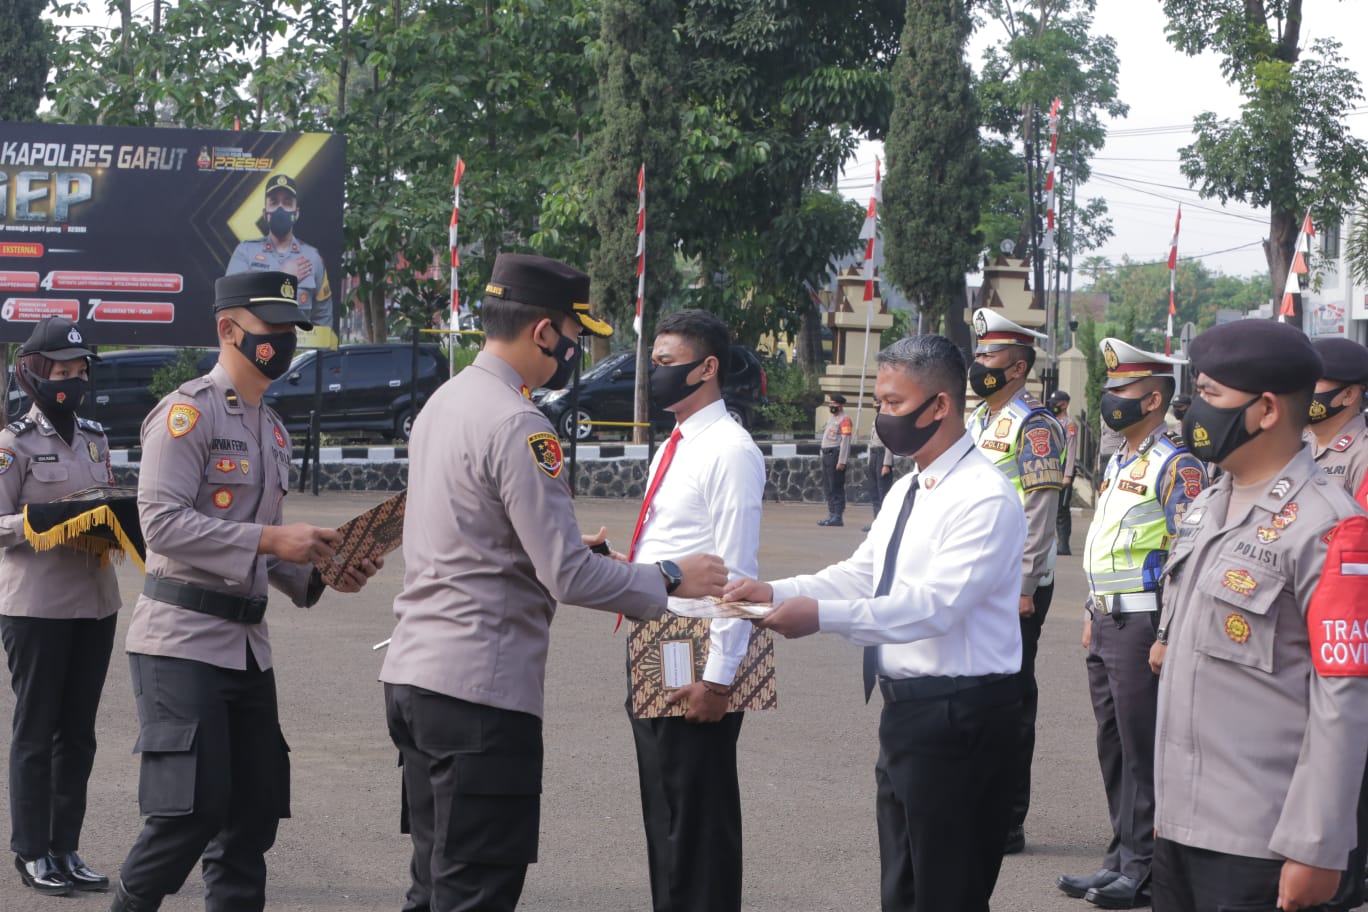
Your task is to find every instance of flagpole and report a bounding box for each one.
[449,157,465,375]
[634,164,646,434]
[1167,205,1181,356]
[855,158,882,433]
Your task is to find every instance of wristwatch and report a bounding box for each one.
[656,559,683,595]
[1155,625,1169,645]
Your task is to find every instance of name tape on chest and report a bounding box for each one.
[1309,515,1368,676]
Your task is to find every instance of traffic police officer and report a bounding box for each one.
[1,318,118,897]
[818,394,853,526]
[1057,339,1206,909]
[967,307,1065,854]
[380,253,727,912]
[1306,337,1368,494]
[226,174,333,335]
[1151,320,1368,912]
[1048,389,1079,553]
[109,272,381,912]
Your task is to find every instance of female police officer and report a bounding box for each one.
[0,316,119,897]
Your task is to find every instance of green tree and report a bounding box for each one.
[882,0,984,350]
[1,0,49,120]
[1161,0,1368,327]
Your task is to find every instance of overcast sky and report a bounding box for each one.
[838,0,1368,281]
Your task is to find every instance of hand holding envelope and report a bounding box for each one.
[724,577,820,638]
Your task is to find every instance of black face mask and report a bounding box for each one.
[969,361,1010,397]
[1182,395,1264,464]
[539,326,579,391]
[267,206,296,237]
[828,405,841,414]
[25,369,89,415]
[1309,385,1350,424]
[1100,391,1151,432]
[874,393,942,457]
[232,321,298,380]
[649,358,706,410]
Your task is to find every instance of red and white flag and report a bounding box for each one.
[859,158,881,302]
[1279,208,1313,323]
[634,164,645,337]
[450,157,466,322]
[1043,98,1061,253]
[1166,205,1180,355]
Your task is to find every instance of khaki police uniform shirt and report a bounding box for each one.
[821,410,853,464]
[1154,446,1368,868]
[1308,413,1368,496]
[227,235,333,327]
[1059,413,1079,478]
[868,426,894,470]
[0,407,119,619]
[125,364,315,671]
[380,351,668,720]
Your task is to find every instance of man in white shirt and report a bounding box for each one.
[628,310,766,912]
[728,334,1026,912]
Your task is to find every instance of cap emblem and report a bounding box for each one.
[485,283,507,298]
[973,311,987,336]
[274,176,288,188]
[1103,342,1119,371]
[280,280,295,299]
[67,327,83,344]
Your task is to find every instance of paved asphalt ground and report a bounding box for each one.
[2,493,1113,911]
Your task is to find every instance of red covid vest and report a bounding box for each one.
[1309,515,1368,676]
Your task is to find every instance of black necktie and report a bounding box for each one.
[864,475,920,702]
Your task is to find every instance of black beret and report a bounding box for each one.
[1188,320,1322,394]
[264,173,298,199]
[484,253,612,337]
[18,316,98,361]
[214,271,312,329]
[1312,338,1368,384]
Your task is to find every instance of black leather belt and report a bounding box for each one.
[143,576,268,625]
[878,672,1014,703]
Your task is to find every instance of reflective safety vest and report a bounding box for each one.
[1084,434,1183,595]
[967,394,1059,505]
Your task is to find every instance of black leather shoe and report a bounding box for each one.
[14,854,72,896]
[817,516,843,527]
[1003,824,1025,854]
[53,851,109,891]
[1085,874,1149,909]
[1058,868,1121,899]
[110,878,162,911]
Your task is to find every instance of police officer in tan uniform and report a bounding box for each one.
[818,394,853,526]
[109,272,381,912]
[1152,320,1368,912]
[1306,337,1368,494]
[226,175,333,333]
[1,318,119,897]
[379,253,727,912]
[1048,390,1079,554]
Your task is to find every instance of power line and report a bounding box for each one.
[1088,174,1267,224]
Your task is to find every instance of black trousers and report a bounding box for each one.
[385,684,542,912]
[1,614,116,860]
[118,652,290,912]
[1087,611,1159,883]
[630,709,745,912]
[1010,582,1054,828]
[866,448,893,517]
[874,677,1021,912]
[1151,837,1336,912]
[1056,482,1075,552]
[821,449,846,518]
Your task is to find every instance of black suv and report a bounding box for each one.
[6,348,217,447]
[537,345,767,441]
[263,343,449,440]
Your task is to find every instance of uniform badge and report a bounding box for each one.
[983,373,998,390]
[212,489,234,509]
[1067,424,1077,438]
[1129,459,1149,480]
[1224,613,1252,644]
[972,310,987,336]
[273,426,287,448]
[1190,422,1210,450]
[1310,398,1327,421]
[1271,477,1293,499]
[527,431,564,478]
[1333,434,1354,452]
[215,458,238,473]
[993,418,1012,439]
[240,459,250,475]
[1272,503,1298,530]
[1117,479,1148,496]
[1103,341,1120,371]
[1025,427,1053,457]
[88,440,100,462]
[520,385,531,399]
[167,403,200,438]
[0,449,13,475]
[1183,506,1205,525]
[1178,466,1203,499]
[255,342,275,365]
[1257,526,1279,543]
[1221,568,1257,597]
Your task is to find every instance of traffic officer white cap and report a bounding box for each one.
[1099,337,1186,389]
[971,308,1048,353]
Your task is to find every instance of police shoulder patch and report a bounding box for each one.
[528,431,564,478]
[168,403,201,438]
[0,449,14,475]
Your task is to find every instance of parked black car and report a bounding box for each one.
[263,343,449,440]
[6,348,217,447]
[537,346,768,441]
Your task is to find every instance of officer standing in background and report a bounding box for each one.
[1306,337,1368,493]
[1057,339,1206,909]
[966,308,1065,855]
[1,318,119,897]
[226,174,334,334]
[818,394,852,527]
[1151,320,1368,912]
[109,272,381,912]
[380,254,727,912]
[863,414,894,532]
[1048,390,1079,554]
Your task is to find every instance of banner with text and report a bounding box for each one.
[0,122,344,349]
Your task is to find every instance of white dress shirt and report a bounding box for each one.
[770,432,1025,679]
[634,398,765,684]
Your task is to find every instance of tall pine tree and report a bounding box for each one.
[0,0,49,121]
[882,0,985,349]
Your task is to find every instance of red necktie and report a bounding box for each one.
[616,427,683,632]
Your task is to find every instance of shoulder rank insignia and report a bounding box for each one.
[77,416,104,434]
[167,403,200,438]
[1270,477,1293,499]
[528,431,564,478]
[1333,434,1354,452]
[4,417,36,436]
